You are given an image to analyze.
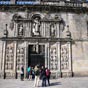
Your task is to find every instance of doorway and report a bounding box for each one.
[28,44,45,67]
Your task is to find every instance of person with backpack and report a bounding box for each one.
[34,65,40,87]
[45,68,51,86]
[27,66,31,80]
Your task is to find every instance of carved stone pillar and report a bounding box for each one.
[2,41,6,79]
[45,43,49,68]
[24,42,28,78]
[14,23,18,37]
[56,22,60,38]
[57,42,61,77]
[47,43,50,68]
[0,41,2,72]
[13,41,17,78]
[10,0,15,4]
[67,42,72,76]
[43,22,46,37]
[36,42,39,53]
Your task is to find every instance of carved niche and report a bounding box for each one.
[31,14,41,36]
[17,23,24,36]
[50,22,56,37]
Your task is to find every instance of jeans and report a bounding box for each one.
[42,77,46,87]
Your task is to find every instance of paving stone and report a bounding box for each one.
[0,77,88,88]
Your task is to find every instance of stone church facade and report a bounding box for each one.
[0,0,88,78]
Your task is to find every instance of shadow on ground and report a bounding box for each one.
[50,82,61,86]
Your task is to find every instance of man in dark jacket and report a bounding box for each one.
[40,66,46,87]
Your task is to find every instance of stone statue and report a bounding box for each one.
[51,24,55,37]
[18,24,23,36]
[32,18,40,36]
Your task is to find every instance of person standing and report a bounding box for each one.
[40,66,46,87]
[34,65,40,87]
[20,66,24,81]
[27,66,31,80]
[46,68,51,86]
[31,67,35,80]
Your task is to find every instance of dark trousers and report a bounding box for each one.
[46,76,50,86]
[42,78,46,87]
[32,74,35,80]
[20,74,24,81]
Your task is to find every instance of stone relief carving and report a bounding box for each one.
[5,42,14,70]
[50,46,58,70]
[17,48,24,71]
[9,13,66,38]
[61,44,69,70]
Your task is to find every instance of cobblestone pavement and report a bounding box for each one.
[0,77,88,88]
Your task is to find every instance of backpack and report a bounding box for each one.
[46,69,51,76]
[35,69,40,76]
[27,67,31,72]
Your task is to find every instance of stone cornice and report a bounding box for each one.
[0,4,88,13]
[0,37,72,42]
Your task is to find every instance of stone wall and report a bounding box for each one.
[0,11,88,77]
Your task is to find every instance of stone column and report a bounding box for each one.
[47,43,50,69]
[36,42,39,53]
[13,41,17,78]
[57,42,61,77]
[29,22,32,37]
[24,41,28,79]
[57,22,60,38]
[2,41,6,79]
[10,0,15,4]
[43,22,46,37]
[0,41,2,72]
[45,44,48,68]
[14,23,18,37]
[68,42,72,76]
